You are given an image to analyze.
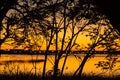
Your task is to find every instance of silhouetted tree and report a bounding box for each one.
[0,0,120,80]
[0,0,53,45]
[69,0,120,35]
[92,0,120,34]
[0,0,17,45]
[72,18,120,79]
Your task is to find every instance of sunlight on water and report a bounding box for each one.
[0,54,120,76]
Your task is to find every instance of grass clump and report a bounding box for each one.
[0,73,120,80]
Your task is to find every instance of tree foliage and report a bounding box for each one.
[0,0,120,79]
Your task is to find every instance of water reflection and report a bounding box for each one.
[0,54,120,76]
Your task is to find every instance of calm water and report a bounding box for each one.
[0,54,120,76]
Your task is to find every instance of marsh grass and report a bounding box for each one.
[0,72,120,80]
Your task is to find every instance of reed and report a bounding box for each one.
[0,72,120,80]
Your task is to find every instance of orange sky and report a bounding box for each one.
[1,22,120,51]
[0,34,90,50]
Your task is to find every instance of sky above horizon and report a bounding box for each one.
[1,17,120,51]
[1,26,120,51]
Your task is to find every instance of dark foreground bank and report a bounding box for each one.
[0,73,120,80]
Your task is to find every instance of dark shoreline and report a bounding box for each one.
[0,73,120,80]
[0,49,120,55]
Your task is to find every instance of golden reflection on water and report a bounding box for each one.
[0,54,120,76]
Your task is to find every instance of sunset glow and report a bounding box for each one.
[0,0,120,79]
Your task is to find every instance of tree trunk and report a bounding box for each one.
[72,53,91,78]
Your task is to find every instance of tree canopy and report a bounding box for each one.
[0,0,119,46]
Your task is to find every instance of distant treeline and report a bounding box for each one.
[0,49,120,55]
